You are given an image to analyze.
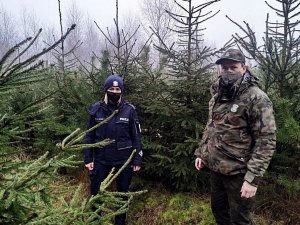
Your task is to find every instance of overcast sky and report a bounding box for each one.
[0,0,276,48]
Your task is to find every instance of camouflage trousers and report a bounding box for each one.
[210,171,253,225]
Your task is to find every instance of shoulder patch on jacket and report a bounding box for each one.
[88,101,102,115]
[124,102,136,109]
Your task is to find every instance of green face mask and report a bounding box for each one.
[218,72,242,102]
[219,71,241,89]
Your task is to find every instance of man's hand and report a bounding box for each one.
[132,165,141,172]
[85,162,94,171]
[240,181,257,198]
[195,157,205,171]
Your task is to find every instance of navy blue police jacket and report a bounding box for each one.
[83,100,142,166]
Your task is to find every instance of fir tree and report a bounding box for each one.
[227,0,300,99]
[140,0,226,190]
[94,0,151,80]
[227,0,300,159]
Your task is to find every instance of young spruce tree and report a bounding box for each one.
[142,0,225,190]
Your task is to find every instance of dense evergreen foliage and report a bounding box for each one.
[0,25,144,224]
[131,0,221,191]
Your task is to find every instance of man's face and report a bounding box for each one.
[220,59,246,75]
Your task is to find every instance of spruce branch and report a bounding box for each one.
[100,150,136,191]
[58,110,118,151]
[5,29,43,71]
[0,37,32,70]
[0,24,76,86]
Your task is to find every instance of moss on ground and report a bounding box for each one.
[127,178,288,225]
[128,182,215,225]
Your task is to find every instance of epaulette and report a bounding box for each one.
[88,101,102,115]
[124,101,136,109]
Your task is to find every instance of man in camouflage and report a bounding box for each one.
[194,49,276,225]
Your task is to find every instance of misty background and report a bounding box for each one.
[0,0,276,66]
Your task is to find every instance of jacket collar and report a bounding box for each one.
[100,100,125,112]
[211,70,258,98]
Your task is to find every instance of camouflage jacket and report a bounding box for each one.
[194,72,276,186]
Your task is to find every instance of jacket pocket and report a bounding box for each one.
[115,120,129,129]
[115,120,130,139]
[217,145,247,163]
[116,141,132,150]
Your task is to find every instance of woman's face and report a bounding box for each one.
[107,86,122,93]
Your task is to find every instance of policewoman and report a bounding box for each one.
[83,74,142,225]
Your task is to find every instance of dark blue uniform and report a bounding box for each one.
[83,100,142,225]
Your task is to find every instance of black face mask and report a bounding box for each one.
[107,91,121,104]
[218,72,242,102]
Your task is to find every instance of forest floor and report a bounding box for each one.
[76,170,292,225]
[126,177,287,225]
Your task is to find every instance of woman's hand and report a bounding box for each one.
[85,162,94,171]
[132,165,141,172]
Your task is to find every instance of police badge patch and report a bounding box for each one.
[231,104,239,112]
[138,150,143,157]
